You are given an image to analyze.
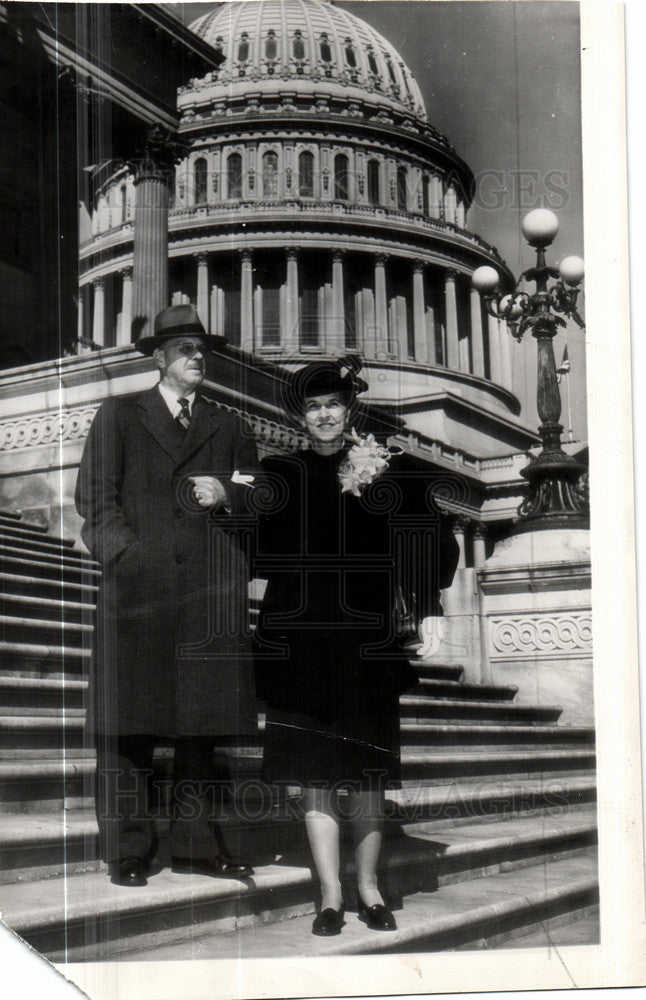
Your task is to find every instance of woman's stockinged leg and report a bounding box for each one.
[302,787,343,910]
[345,790,386,908]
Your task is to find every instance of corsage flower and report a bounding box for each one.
[338,428,399,496]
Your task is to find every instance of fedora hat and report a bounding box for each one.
[135,304,227,356]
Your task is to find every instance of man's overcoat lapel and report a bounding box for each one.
[136,388,220,467]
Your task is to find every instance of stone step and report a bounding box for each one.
[0,550,100,583]
[0,743,596,811]
[407,678,517,702]
[400,697,563,725]
[0,571,98,604]
[406,660,465,682]
[0,779,598,884]
[0,675,87,710]
[400,723,595,750]
[0,640,90,675]
[0,511,25,523]
[0,810,598,962]
[0,591,95,626]
[0,522,77,551]
[0,541,99,572]
[0,614,91,650]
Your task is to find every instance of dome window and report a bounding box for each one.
[265,31,277,61]
[262,151,279,198]
[227,153,242,200]
[120,183,127,224]
[367,160,380,206]
[194,157,208,204]
[422,175,430,216]
[319,34,332,63]
[293,31,305,60]
[385,55,398,90]
[299,151,314,198]
[367,49,379,75]
[397,165,407,211]
[345,40,356,68]
[237,34,249,63]
[334,154,349,201]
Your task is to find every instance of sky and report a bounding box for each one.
[169,0,586,443]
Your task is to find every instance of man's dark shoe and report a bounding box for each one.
[109,856,148,887]
[171,856,254,878]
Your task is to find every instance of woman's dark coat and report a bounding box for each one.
[75,387,260,739]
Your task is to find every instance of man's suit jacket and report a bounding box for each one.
[75,386,261,739]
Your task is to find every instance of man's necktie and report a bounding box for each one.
[176,397,191,435]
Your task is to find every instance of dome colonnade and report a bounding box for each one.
[79,0,515,393]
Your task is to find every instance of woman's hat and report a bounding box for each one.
[135,304,227,356]
[282,355,369,418]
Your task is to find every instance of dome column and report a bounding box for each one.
[373,254,389,356]
[500,322,513,390]
[332,251,345,352]
[92,278,105,347]
[413,261,428,364]
[77,286,86,345]
[469,285,486,378]
[118,267,133,346]
[210,280,224,337]
[195,253,209,330]
[127,126,185,338]
[240,250,254,350]
[473,523,487,569]
[488,313,503,385]
[444,269,460,369]
[284,248,300,353]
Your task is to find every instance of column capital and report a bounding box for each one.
[332,249,346,261]
[119,266,133,281]
[373,252,389,267]
[193,252,209,266]
[413,260,425,274]
[286,247,300,261]
[93,276,105,290]
[473,522,488,540]
[240,249,253,264]
[445,268,460,283]
[453,514,473,534]
[126,125,188,186]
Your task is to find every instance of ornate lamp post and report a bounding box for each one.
[472,209,588,532]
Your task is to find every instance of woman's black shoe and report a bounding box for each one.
[312,905,345,936]
[357,897,397,931]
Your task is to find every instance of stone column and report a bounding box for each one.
[362,285,376,359]
[444,270,460,370]
[470,286,485,378]
[413,262,427,364]
[284,248,300,353]
[128,126,184,338]
[92,278,105,346]
[500,323,513,390]
[210,281,223,336]
[77,286,86,344]
[373,253,388,357]
[488,314,503,385]
[118,267,133,345]
[473,524,487,569]
[452,517,468,570]
[332,251,345,351]
[195,253,209,330]
[240,250,254,350]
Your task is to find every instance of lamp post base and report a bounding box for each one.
[513,450,589,534]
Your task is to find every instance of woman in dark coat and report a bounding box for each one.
[254,358,458,935]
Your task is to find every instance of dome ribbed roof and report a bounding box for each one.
[189,0,426,121]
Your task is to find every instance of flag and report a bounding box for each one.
[556,345,570,382]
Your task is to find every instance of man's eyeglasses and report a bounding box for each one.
[164,342,205,358]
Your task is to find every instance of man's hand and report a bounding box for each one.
[190,476,230,510]
[417,616,444,659]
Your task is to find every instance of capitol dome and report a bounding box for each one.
[79,0,527,460]
[188,0,427,124]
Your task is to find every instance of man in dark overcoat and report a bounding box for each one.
[75,304,260,887]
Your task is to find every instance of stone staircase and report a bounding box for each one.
[0,510,599,961]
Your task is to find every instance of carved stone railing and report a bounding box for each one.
[0,400,306,455]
